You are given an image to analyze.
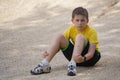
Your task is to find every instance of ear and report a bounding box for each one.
[87,19,89,23]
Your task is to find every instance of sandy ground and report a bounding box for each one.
[0,0,120,80]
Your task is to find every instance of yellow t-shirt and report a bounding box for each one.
[63,24,100,51]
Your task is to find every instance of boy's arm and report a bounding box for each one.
[84,43,96,61]
[84,28,98,61]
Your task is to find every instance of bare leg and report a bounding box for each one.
[44,34,68,62]
[30,34,68,75]
[72,34,87,63]
[67,34,87,76]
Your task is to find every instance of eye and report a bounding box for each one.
[76,19,79,22]
[81,19,85,22]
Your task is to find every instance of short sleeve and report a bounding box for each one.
[89,30,98,44]
[63,27,71,39]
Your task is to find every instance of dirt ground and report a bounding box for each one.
[0,0,120,80]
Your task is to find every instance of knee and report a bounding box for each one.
[55,34,64,40]
[56,33,68,42]
[76,34,85,41]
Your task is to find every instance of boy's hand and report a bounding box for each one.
[73,54,84,63]
[42,51,49,58]
[78,55,84,62]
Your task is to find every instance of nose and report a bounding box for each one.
[78,21,82,25]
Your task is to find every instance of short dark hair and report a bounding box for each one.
[72,7,89,20]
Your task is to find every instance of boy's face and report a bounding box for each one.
[72,14,88,31]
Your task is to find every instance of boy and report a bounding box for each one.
[30,7,101,76]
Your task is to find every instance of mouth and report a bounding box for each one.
[77,26,84,30]
[78,26,83,28]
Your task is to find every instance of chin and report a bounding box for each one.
[78,27,84,31]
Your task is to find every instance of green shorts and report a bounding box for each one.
[61,40,101,67]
